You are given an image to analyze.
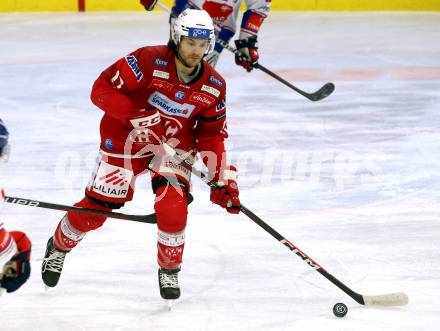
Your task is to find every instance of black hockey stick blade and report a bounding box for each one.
[254,63,335,101]
[310,82,335,101]
[3,194,194,224]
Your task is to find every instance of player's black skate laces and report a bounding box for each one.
[159,269,179,288]
[43,249,66,273]
[42,237,67,287]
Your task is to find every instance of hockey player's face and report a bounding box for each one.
[178,37,209,67]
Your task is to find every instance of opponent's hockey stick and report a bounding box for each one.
[156,2,335,102]
[256,64,334,101]
[160,145,409,306]
[216,38,335,102]
[3,194,193,224]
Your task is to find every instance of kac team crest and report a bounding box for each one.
[175,91,185,101]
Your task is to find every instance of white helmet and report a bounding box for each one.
[172,9,215,55]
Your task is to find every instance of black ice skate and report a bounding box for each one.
[158,267,181,300]
[41,237,67,287]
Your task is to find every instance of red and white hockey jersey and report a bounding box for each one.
[91,45,229,175]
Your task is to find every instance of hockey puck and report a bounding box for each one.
[333,302,348,318]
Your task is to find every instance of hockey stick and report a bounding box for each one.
[156,2,335,102]
[3,194,193,224]
[214,38,335,102]
[160,144,409,306]
[254,64,335,102]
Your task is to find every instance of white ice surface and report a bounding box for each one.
[0,12,439,331]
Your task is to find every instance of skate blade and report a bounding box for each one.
[165,299,175,311]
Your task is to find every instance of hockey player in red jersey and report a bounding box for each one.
[141,0,271,71]
[0,119,32,295]
[41,9,240,301]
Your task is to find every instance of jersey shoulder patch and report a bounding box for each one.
[125,55,143,82]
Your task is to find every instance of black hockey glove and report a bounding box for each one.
[234,36,259,72]
[1,249,31,293]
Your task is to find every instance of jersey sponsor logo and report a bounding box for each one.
[162,114,183,138]
[129,112,161,129]
[153,70,170,79]
[209,75,223,87]
[90,162,133,198]
[216,97,226,112]
[175,91,185,101]
[151,79,173,91]
[125,55,143,82]
[148,92,195,118]
[188,27,210,39]
[104,138,113,150]
[158,160,191,181]
[201,85,220,98]
[166,125,179,137]
[154,58,168,67]
[128,113,161,143]
[189,92,215,106]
